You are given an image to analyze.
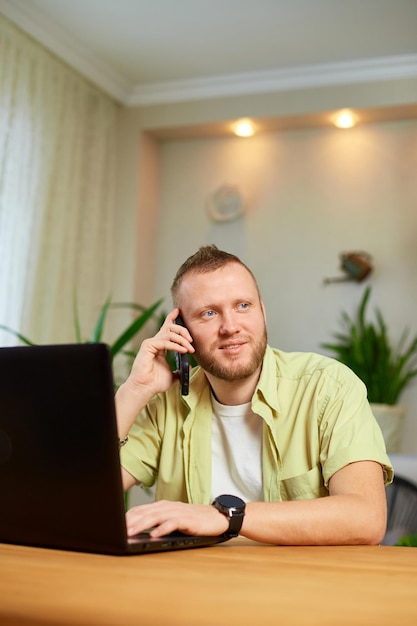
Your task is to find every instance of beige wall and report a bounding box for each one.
[114,79,417,454]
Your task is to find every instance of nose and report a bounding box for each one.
[219,311,240,335]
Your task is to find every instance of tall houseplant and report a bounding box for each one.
[321,287,417,452]
[0,296,164,388]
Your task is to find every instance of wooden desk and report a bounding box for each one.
[1,540,416,626]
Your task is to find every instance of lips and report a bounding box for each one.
[218,341,247,352]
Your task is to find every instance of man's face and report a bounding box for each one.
[177,263,267,382]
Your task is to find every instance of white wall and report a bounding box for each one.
[149,118,417,453]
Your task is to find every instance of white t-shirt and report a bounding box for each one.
[211,394,264,502]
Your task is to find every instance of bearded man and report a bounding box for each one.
[116,245,392,545]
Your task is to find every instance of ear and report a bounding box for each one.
[261,301,267,323]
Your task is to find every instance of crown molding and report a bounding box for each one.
[128,55,417,106]
[2,0,417,107]
[0,0,131,103]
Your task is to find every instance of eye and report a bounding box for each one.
[202,310,216,319]
[237,302,250,311]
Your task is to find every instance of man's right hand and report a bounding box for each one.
[115,308,194,438]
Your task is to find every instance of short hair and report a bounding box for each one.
[170,244,260,306]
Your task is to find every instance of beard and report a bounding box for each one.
[193,328,267,382]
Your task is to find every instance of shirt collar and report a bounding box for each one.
[182,344,280,416]
[253,345,281,415]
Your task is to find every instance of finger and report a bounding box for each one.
[164,310,193,341]
[163,308,180,327]
[167,326,194,353]
[126,501,178,536]
[173,325,194,347]
[153,313,193,350]
[149,519,180,537]
[126,506,157,536]
[141,332,193,357]
[126,501,185,537]
[160,337,194,355]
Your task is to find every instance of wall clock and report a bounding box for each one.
[207,185,244,222]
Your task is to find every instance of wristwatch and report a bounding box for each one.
[212,494,246,537]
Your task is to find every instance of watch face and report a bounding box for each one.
[213,494,246,538]
[216,494,245,512]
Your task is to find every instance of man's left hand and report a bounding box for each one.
[126,500,229,537]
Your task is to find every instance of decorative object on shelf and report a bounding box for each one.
[321,287,417,453]
[207,185,244,222]
[324,251,373,285]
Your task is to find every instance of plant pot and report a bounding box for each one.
[370,403,406,454]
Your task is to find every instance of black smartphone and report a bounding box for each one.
[174,314,189,396]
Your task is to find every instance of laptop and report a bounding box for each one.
[0,343,229,555]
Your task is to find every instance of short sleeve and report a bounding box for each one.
[318,368,393,487]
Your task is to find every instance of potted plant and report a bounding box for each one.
[321,287,417,453]
[0,295,164,388]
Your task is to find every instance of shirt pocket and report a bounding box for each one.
[280,464,328,500]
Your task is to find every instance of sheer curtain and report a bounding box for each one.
[0,16,121,345]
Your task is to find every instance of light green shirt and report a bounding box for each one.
[121,345,393,503]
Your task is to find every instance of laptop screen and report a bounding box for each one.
[0,343,230,555]
[0,343,131,553]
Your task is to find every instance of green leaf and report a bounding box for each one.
[73,290,82,343]
[110,302,148,313]
[1,296,164,375]
[89,296,112,343]
[396,533,417,547]
[320,287,417,404]
[0,324,37,346]
[110,298,163,358]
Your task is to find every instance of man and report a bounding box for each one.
[116,245,393,545]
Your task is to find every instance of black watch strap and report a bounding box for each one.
[212,494,246,538]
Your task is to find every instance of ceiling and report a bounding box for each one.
[2,0,417,107]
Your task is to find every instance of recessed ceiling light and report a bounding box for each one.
[333,109,356,129]
[233,119,255,137]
